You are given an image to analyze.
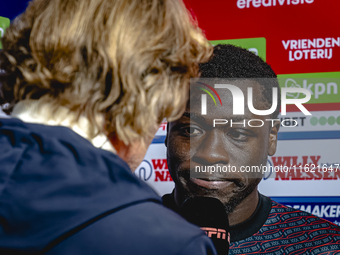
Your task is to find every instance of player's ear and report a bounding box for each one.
[268,120,280,156]
[164,122,169,147]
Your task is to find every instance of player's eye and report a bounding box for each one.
[180,126,202,137]
[227,129,251,141]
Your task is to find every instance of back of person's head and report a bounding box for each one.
[0,0,212,144]
[199,44,280,118]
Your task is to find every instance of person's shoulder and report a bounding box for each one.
[47,200,217,255]
[0,117,129,173]
[0,117,93,151]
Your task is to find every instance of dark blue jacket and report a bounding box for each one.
[0,118,216,255]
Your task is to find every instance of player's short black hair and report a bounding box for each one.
[199,44,280,118]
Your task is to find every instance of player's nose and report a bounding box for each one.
[192,129,229,166]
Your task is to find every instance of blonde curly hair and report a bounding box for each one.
[0,0,212,144]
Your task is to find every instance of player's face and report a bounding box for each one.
[165,80,279,212]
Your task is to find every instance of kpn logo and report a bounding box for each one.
[284,79,338,100]
[278,72,340,103]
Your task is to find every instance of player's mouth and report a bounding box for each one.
[189,178,240,189]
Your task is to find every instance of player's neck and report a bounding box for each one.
[228,189,259,226]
